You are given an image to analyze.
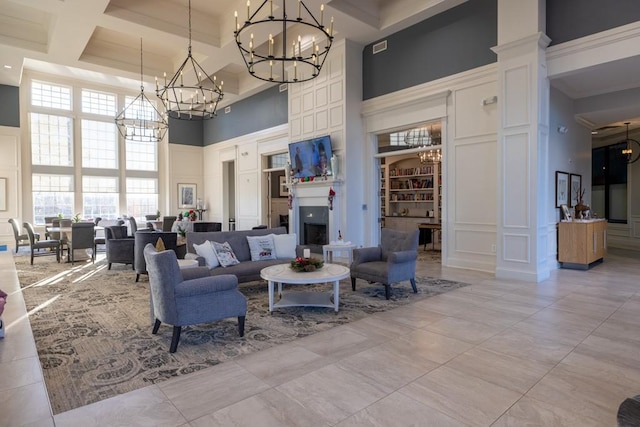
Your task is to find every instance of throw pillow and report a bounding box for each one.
[211,241,240,267]
[155,237,166,252]
[272,233,297,259]
[246,235,276,261]
[193,241,220,269]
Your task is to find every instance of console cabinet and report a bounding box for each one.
[558,219,607,269]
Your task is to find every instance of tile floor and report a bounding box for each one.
[1,247,639,426]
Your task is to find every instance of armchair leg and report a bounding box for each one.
[351,277,356,291]
[169,326,181,353]
[384,284,391,300]
[152,319,161,334]
[108,263,112,270]
[410,278,417,293]
[136,274,140,282]
[238,316,245,337]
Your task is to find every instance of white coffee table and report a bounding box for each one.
[260,263,350,313]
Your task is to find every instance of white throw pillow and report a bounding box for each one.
[211,241,240,267]
[246,235,277,261]
[272,233,297,259]
[193,240,220,269]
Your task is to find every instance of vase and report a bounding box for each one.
[330,155,338,178]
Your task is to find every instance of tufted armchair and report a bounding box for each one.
[105,226,135,270]
[350,228,419,300]
[144,244,247,353]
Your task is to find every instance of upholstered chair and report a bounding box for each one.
[350,228,419,300]
[128,216,138,237]
[161,216,177,232]
[23,222,60,265]
[68,222,96,264]
[94,219,125,254]
[143,244,247,353]
[134,231,178,282]
[8,218,33,253]
[105,226,135,270]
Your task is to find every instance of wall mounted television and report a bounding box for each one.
[289,135,333,178]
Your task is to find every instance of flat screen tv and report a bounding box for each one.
[289,135,333,179]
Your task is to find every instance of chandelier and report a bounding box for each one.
[115,39,168,142]
[405,126,442,164]
[621,122,640,164]
[234,0,334,84]
[156,0,223,120]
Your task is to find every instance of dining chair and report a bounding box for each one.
[23,222,60,265]
[43,216,58,239]
[8,218,32,253]
[68,222,96,264]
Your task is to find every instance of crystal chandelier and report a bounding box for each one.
[405,126,441,164]
[156,0,223,120]
[234,0,334,84]
[621,122,640,164]
[115,39,168,142]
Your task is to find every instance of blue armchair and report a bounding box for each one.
[350,228,419,300]
[143,244,247,353]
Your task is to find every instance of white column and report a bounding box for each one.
[493,0,551,282]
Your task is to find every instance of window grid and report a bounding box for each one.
[32,174,74,224]
[126,178,158,221]
[126,139,158,171]
[124,95,158,121]
[81,120,118,169]
[82,89,117,116]
[31,81,72,110]
[268,153,288,168]
[30,113,73,166]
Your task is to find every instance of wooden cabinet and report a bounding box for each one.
[558,219,607,269]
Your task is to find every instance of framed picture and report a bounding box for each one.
[178,183,196,209]
[0,177,6,211]
[560,203,572,221]
[278,175,288,197]
[570,174,582,207]
[555,171,569,207]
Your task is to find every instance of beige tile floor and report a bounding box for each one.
[1,247,640,426]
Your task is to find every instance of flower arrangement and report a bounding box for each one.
[290,256,324,272]
[183,209,197,221]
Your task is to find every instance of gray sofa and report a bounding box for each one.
[185,226,304,283]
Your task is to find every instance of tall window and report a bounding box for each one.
[29,78,160,224]
[592,142,627,223]
[32,174,74,224]
[83,177,119,219]
[30,113,73,166]
[81,120,118,169]
[126,178,158,221]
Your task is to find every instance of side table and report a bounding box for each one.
[322,243,356,265]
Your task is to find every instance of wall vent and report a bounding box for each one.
[225,106,231,114]
[279,83,288,92]
[373,40,387,54]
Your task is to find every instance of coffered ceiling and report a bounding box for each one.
[0,0,465,106]
[0,0,638,134]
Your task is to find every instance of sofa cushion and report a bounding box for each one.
[194,240,220,269]
[211,241,240,267]
[273,233,297,259]
[246,235,276,261]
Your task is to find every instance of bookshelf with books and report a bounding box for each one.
[380,154,441,237]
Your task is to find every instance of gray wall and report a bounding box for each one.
[168,117,204,146]
[362,0,497,100]
[0,84,20,127]
[203,84,287,145]
[547,0,640,45]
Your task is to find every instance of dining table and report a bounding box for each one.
[46,225,104,262]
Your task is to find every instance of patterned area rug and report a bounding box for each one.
[15,253,466,414]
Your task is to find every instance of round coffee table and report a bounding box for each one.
[260,263,350,313]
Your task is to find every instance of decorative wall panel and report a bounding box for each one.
[504,65,529,127]
[503,132,529,228]
[503,233,529,263]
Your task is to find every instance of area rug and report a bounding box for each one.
[15,253,467,414]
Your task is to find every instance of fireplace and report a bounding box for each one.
[299,206,329,253]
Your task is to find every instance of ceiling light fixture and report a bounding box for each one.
[234,0,334,84]
[405,126,442,164]
[157,0,223,120]
[621,122,640,164]
[115,39,168,143]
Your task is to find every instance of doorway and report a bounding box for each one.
[223,160,235,231]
